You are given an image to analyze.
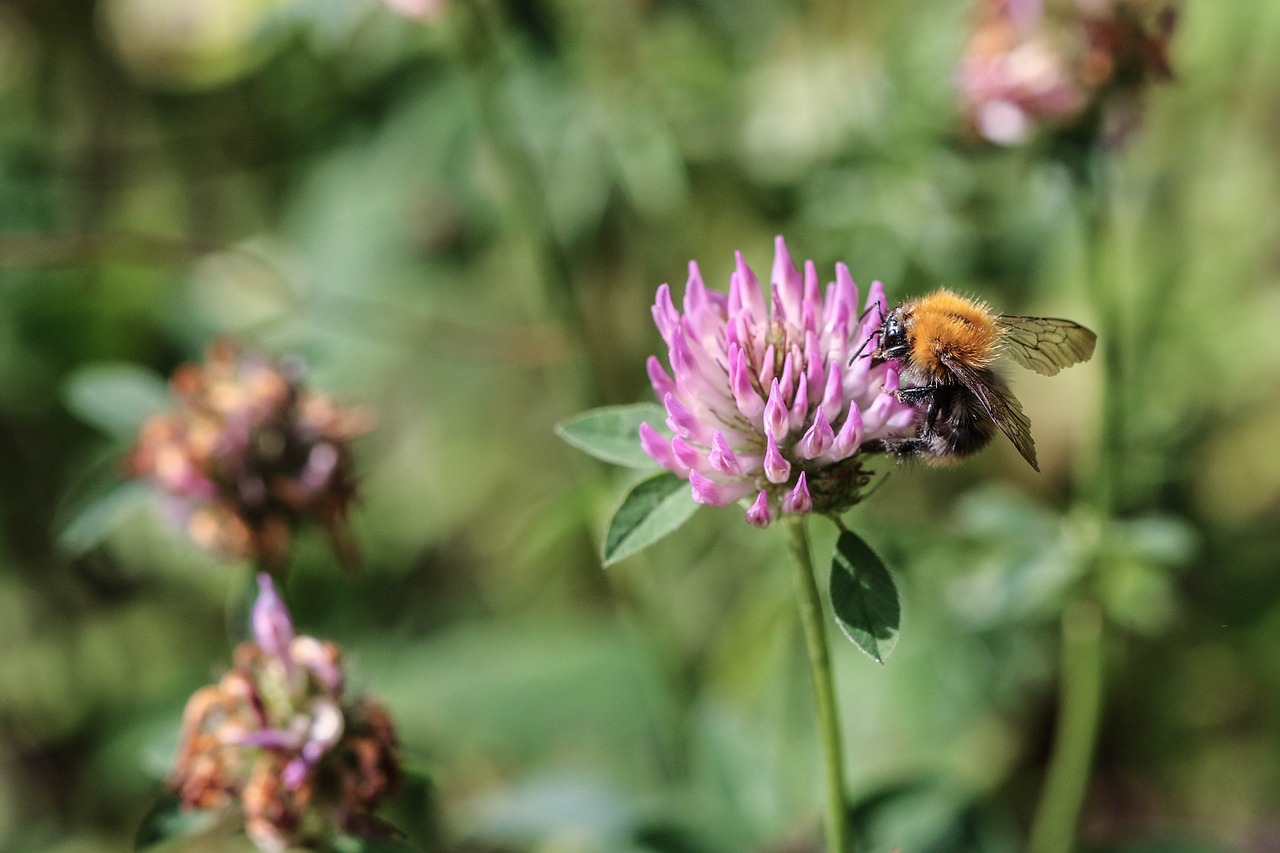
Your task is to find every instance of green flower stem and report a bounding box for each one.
[784,515,853,853]
[1027,599,1105,853]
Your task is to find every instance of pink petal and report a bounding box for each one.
[646,356,676,401]
[684,261,708,315]
[252,574,295,665]
[788,376,809,433]
[639,422,681,473]
[726,309,747,352]
[864,280,888,326]
[804,331,825,404]
[822,282,836,327]
[778,350,795,401]
[730,251,766,322]
[832,402,865,459]
[862,391,908,440]
[683,262,722,341]
[730,347,765,420]
[690,471,756,507]
[669,327,698,385]
[799,407,835,459]
[782,473,813,514]
[819,362,844,424]
[671,436,707,473]
[709,430,744,476]
[827,319,851,369]
[759,344,777,388]
[883,405,918,434]
[745,490,773,528]
[772,236,803,324]
[664,393,707,442]
[832,263,859,332]
[801,260,820,332]
[652,284,680,343]
[764,379,789,441]
[764,431,792,484]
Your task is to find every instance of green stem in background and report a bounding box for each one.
[1025,153,1116,852]
[1078,157,1123,518]
[226,563,267,645]
[784,515,853,853]
[454,0,601,404]
[1027,599,1105,853]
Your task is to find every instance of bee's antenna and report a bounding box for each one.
[848,301,887,365]
[854,302,880,326]
[848,329,880,365]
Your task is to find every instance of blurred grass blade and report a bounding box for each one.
[63,362,170,439]
[829,530,901,664]
[555,404,668,468]
[602,471,698,566]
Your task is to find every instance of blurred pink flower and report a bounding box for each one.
[641,237,916,528]
[957,0,1174,146]
[382,0,447,21]
[170,575,399,853]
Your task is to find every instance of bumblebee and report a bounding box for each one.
[865,289,1096,471]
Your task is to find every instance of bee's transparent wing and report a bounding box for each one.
[940,354,1040,471]
[996,316,1097,376]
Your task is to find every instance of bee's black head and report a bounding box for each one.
[873,308,910,362]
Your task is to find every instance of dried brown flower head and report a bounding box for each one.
[169,575,400,852]
[131,341,372,572]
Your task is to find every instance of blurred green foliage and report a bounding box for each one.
[2,0,1280,850]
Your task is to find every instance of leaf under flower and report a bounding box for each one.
[602,470,700,566]
[829,530,901,664]
[555,404,669,469]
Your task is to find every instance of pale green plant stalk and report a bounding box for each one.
[1029,157,1114,853]
[785,515,853,853]
[1027,599,1104,853]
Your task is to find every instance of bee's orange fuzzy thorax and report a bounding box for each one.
[906,290,1000,380]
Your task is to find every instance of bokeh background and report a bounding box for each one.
[3,0,1280,850]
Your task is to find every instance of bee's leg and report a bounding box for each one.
[894,385,934,405]
[862,436,930,457]
[863,387,931,459]
[895,385,941,436]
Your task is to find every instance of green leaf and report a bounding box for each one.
[63,362,170,439]
[134,793,220,850]
[376,766,441,851]
[602,471,699,566]
[58,480,154,557]
[555,404,668,468]
[847,778,1018,853]
[829,530,901,664]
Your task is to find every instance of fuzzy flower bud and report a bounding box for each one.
[130,341,372,572]
[639,238,916,527]
[169,575,400,853]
